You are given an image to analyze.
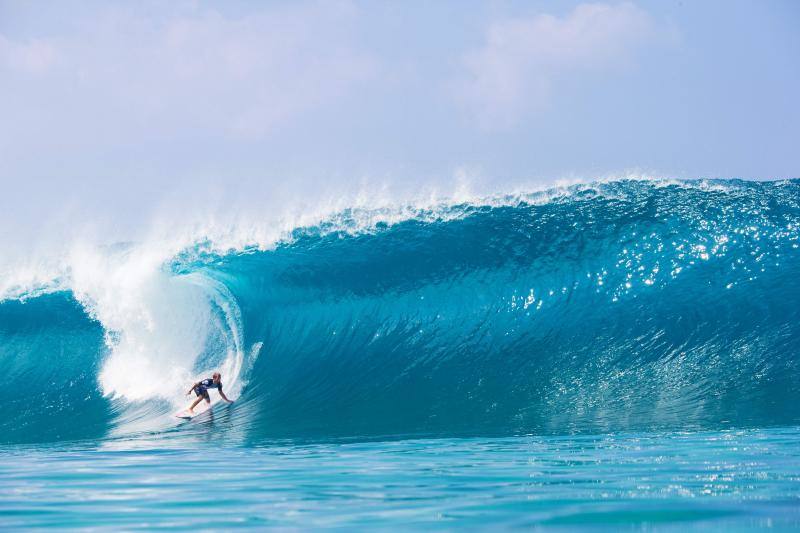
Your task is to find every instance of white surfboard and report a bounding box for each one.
[174,396,219,420]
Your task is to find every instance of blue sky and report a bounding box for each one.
[1,1,799,240]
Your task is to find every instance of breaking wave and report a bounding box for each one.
[2,179,799,444]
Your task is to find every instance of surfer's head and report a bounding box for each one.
[212,372,221,383]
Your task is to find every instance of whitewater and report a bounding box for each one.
[2,179,800,529]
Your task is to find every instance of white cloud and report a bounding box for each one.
[0,34,56,74]
[457,2,654,129]
[0,1,376,142]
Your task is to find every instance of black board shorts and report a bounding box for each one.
[193,386,210,400]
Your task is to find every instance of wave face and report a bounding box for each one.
[0,294,112,443]
[3,180,800,444]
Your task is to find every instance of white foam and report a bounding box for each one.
[59,240,244,403]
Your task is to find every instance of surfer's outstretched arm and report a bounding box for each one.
[219,390,233,403]
[186,382,199,395]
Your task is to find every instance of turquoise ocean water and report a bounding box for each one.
[3,429,800,529]
[2,180,799,529]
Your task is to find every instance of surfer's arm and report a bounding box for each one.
[186,382,199,395]
[219,389,233,403]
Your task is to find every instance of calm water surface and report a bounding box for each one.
[2,427,799,530]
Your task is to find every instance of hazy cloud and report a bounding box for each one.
[458,2,654,129]
[0,35,56,74]
[0,1,376,145]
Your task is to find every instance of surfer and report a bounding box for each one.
[186,372,233,414]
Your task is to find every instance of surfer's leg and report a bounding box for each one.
[189,390,210,413]
[188,396,203,413]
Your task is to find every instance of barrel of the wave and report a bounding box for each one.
[197,180,800,440]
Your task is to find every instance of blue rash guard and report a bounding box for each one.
[194,378,222,399]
